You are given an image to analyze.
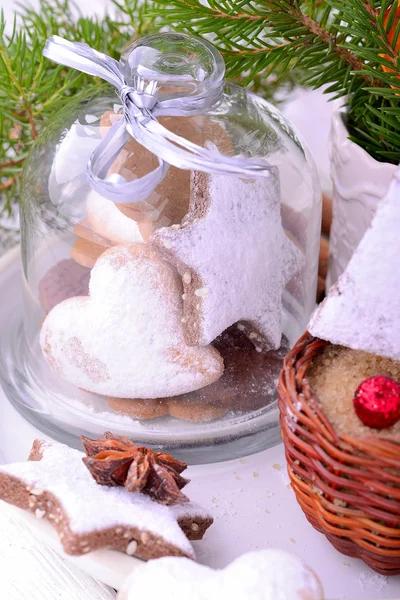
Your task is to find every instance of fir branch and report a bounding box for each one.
[0,0,164,213]
[154,0,400,164]
[296,12,383,86]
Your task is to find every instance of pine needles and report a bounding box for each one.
[0,0,162,213]
[155,0,400,164]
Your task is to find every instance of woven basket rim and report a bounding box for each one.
[278,332,400,576]
[283,333,400,448]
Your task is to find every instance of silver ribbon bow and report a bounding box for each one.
[43,35,273,204]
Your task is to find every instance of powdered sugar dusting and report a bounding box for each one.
[309,168,400,360]
[40,244,223,398]
[118,549,323,600]
[86,190,144,244]
[358,571,387,593]
[153,164,303,351]
[0,441,211,558]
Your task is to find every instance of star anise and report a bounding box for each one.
[80,432,190,506]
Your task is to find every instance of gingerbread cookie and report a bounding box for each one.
[74,219,113,248]
[0,439,212,560]
[70,237,107,269]
[107,327,289,421]
[99,112,232,241]
[40,243,224,398]
[99,111,189,239]
[152,167,302,351]
[71,219,112,269]
[108,397,228,422]
[38,259,90,314]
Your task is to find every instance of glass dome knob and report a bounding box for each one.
[120,32,225,99]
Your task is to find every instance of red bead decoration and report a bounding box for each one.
[354,376,400,429]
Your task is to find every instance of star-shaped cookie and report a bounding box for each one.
[152,169,302,351]
[0,440,212,561]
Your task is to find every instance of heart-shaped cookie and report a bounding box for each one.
[40,244,223,398]
[117,550,324,600]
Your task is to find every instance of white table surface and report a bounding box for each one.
[0,507,116,600]
[1,247,399,600]
[0,3,372,599]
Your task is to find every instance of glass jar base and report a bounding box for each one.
[0,317,281,464]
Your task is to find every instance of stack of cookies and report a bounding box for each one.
[40,112,303,423]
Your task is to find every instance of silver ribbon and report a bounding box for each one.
[43,35,274,204]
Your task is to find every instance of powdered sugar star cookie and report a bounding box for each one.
[40,243,223,398]
[152,168,302,351]
[0,440,213,560]
[309,167,400,360]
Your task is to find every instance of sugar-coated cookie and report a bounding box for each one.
[152,167,302,351]
[0,440,213,561]
[117,549,324,600]
[41,243,224,398]
[38,259,90,314]
[107,326,289,420]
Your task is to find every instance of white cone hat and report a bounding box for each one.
[309,166,400,360]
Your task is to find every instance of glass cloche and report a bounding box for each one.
[0,33,321,462]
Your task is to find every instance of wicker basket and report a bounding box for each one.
[278,333,400,575]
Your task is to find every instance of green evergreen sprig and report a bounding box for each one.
[154,0,400,164]
[0,0,162,213]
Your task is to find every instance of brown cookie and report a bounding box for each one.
[207,326,290,410]
[107,326,290,420]
[70,220,112,269]
[0,440,213,561]
[74,219,113,249]
[70,237,108,269]
[38,259,91,314]
[108,397,228,422]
